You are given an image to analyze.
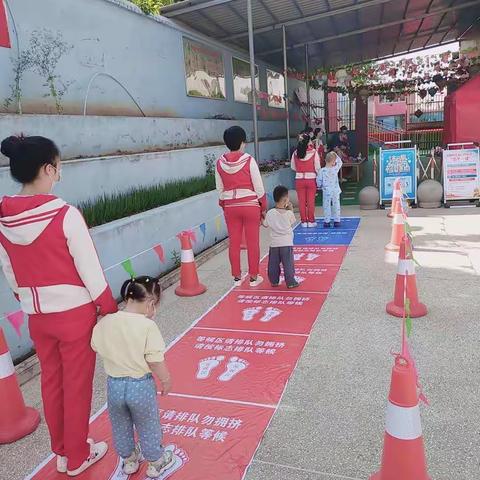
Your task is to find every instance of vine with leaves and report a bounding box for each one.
[3,30,73,114]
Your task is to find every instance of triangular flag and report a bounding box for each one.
[121,259,136,278]
[153,245,165,263]
[200,223,206,241]
[6,310,24,338]
[215,216,222,233]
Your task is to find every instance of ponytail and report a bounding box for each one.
[120,276,161,303]
[296,133,310,159]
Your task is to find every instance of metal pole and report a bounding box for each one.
[282,25,290,156]
[305,44,310,126]
[247,0,259,161]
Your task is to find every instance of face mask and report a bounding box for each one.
[49,165,61,192]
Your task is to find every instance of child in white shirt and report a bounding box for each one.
[317,152,343,227]
[263,185,299,288]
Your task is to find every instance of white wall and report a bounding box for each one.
[0,114,287,163]
[0,0,306,128]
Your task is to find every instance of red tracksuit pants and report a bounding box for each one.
[224,205,261,278]
[29,302,97,471]
[296,179,317,223]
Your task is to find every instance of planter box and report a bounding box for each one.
[0,168,294,362]
[0,141,288,205]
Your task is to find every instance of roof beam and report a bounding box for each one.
[258,0,480,55]
[406,0,435,52]
[219,0,393,41]
[162,0,235,17]
[391,0,411,56]
[422,0,456,49]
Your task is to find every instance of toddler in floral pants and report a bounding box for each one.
[92,276,173,478]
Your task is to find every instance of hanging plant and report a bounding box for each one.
[428,87,438,97]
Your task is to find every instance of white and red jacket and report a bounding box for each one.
[215,152,266,211]
[0,195,117,316]
[291,146,321,180]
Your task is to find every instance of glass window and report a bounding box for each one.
[267,69,285,109]
[232,57,259,104]
[183,38,226,100]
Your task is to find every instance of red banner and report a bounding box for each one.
[28,222,360,479]
[197,291,326,334]
[239,264,340,292]
[293,246,347,265]
[164,328,307,405]
[28,396,274,480]
[0,1,10,48]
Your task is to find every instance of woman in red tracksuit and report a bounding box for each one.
[0,136,117,476]
[216,126,266,287]
[291,133,321,227]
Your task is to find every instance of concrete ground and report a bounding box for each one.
[1,206,480,480]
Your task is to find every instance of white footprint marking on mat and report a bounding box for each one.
[196,356,224,380]
[141,444,188,480]
[108,457,129,480]
[242,306,262,321]
[293,253,305,261]
[306,253,320,261]
[279,275,305,284]
[218,357,249,382]
[259,307,282,323]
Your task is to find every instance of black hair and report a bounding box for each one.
[223,126,247,151]
[120,276,161,303]
[340,125,348,132]
[313,128,321,137]
[296,133,310,159]
[273,185,288,203]
[1,135,60,184]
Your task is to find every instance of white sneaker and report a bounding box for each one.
[67,439,108,477]
[57,456,68,473]
[308,222,317,227]
[233,277,242,287]
[249,275,263,287]
[123,444,142,475]
[301,222,308,227]
[146,450,174,478]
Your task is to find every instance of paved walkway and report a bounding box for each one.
[2,206,480,479]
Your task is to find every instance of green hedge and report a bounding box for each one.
[80,176,216,227]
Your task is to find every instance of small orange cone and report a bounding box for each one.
[0,328,40,444]
[387,179,402,218]
[240,227,247,250]
[175,231,207,297]
[387,235,427,318]
[385,212,405,251]
[370,355,431,480]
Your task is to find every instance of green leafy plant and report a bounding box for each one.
[29,30,73,114]
[130,0,174,15]
[3,51,34,113]
[79,176,216,227]
[204,153,216,177]
[171,249,181,268]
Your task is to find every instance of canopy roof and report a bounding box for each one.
[162,0,480,69]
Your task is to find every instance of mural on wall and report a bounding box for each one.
[183,38,226,100]
[232,57,259,104]
[0,0,10,48]
[267,69,285,109]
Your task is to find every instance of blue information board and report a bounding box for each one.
[379,147,417,203]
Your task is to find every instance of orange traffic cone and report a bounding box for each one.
[370,355,430,480]
[387,235,427,318]
[385,212,405,252]
[240,227,247,250]
[0,328,40,444]
[175,231,207,297]
[387,179,402,218]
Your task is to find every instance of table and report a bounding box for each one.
[341,158,367,183]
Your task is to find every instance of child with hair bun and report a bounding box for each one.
[91,276,173,478]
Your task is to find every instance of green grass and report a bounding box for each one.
[79,176,216,227]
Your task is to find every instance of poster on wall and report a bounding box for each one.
[443,147,480,201]
[267,69,285,108]
[0,0,11,48]
[379,147,417,203]
[232,57,259,104]
[183,38,226,100]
